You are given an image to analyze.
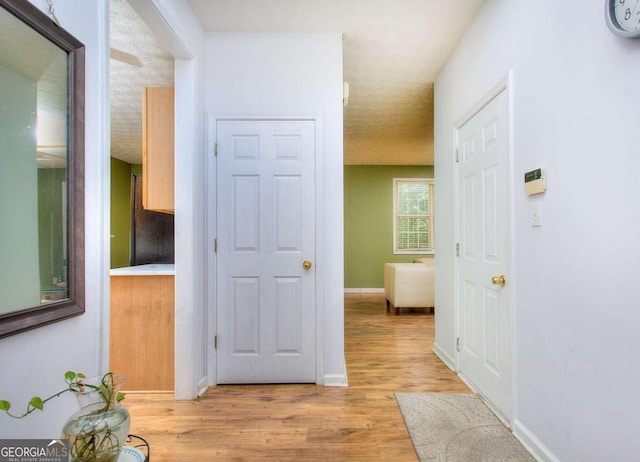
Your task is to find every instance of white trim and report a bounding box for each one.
[505,70,519,431]
[453,369,543,461]
[207,113,326,386]
[174,57,202,400]
[323,373,348,387]
[197,376,208,397]
[432,342,456,371]
[323,361,349,388]
[453,73,514,421]
[211,113,323,122]
[314,114,325,386]
[512,420,557,462]
[205,113,217,387]
[344,288,384,294]
[452,127,461,373]
[99,0,111,375]
[127,0,204,401]
[454,372,511,431]
[454,76,509,129]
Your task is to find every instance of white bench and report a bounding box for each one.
[383,259,435,315]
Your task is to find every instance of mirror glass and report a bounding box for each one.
[0,0,85,338]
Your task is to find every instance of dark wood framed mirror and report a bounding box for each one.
[0,0,85,338]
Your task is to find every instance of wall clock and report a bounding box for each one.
[605,0,640,38]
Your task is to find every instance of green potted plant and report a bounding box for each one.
[1,371,130,462]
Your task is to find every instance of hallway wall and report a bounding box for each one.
[0,0,109,438]
[434,1,640,460]
[204,33,346,385]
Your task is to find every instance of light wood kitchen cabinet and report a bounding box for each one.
[142,87,174,214]
[110,273,174,392]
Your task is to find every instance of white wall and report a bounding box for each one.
[205,33,347,386]
[127,0,207,400]
[434,1,640,460]
[0,0,109,437]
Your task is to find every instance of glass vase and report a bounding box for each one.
[61,374,130,462]
[62,402,130,462]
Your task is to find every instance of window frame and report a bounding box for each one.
[392,178,434,255]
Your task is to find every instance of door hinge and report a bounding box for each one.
[214,142,218,157]
[456,242,460,257]
[214,238,217,253]
[455,148,459,163]
[214,335,218,349]
[456,337,461,352]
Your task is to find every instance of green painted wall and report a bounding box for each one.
[109,162,143,269]
[0,63,40,313]
[110,158,138,269]
[38,168,67,292]
[114,162,431,282]
[344,165,434,289]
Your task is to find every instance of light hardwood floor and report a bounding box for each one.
[124,292,470,461]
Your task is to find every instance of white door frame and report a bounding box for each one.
[206,113,325,386]
[122,0,204,400]
[453,74,516,423]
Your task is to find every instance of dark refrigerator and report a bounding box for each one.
[130,174,174,265]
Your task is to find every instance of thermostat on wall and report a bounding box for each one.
[524,168,546,195]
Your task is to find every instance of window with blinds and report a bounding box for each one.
[393,178,434,254]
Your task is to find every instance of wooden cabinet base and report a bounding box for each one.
[110,275,174,391]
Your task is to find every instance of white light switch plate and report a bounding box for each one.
[532,203,542,227]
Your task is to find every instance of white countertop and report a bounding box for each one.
[110,264,175,276]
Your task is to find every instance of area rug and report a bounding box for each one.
[395,393,535,462]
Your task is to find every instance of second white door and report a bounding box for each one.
[216,119,316,383]
[457,89,512,422]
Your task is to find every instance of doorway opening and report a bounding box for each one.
[108,0,176,393]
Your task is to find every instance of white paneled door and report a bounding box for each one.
[457,89,512,422]
[216,119,316,383]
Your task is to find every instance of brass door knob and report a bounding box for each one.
[491,275,506,286]
[303,260,313,270]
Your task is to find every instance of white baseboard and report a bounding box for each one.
[512,419,559,462]
[197,376,208,397]
[432,342,456,371]
[432,343,555,462]
[323,373,348,387]
[344,288,384,294]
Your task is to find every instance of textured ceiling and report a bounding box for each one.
[187,0,485,166]
[110,0,173,165]
[0,5,68,168]
[110,0,484,166]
